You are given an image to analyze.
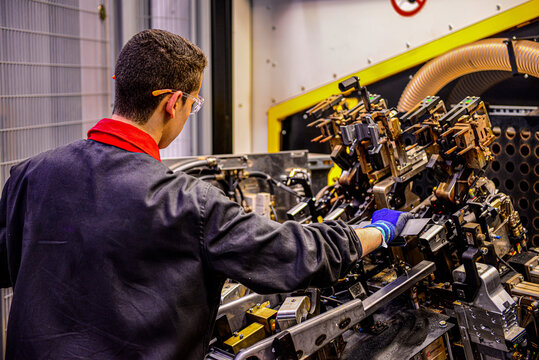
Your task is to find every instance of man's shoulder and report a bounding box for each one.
[10,140,85,174]
[18,139,164,169]
[9,140,166,183]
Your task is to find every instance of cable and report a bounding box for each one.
[198,174,217,182]
[246,171,302,198]
[244,171,275,196]
[172,159,213,173]
[234,180,245,205]
[269,203,279,222]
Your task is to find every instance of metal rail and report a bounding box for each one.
[234,260,435,360]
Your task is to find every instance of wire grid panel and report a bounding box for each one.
[0,0,111,355]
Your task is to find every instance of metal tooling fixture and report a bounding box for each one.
[204,78,536,359]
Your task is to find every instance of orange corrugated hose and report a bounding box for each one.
[397,39,539,112]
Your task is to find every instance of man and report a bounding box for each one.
[0,30,410,359]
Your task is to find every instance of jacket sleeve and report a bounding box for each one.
[0,180,11,288]
[199,183,361,294]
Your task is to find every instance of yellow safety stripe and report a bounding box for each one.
[267,0,539,152]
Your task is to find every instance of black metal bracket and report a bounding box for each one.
[453,247,481,302]
[503,39,519,76]
[502,35,538,77]
[338,76,372,112]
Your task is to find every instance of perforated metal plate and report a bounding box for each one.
[487,114,539,245]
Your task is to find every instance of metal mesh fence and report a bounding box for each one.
[0,0,111,355]
[0,1,197,355]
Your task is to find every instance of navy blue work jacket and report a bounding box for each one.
[0,139,361,359]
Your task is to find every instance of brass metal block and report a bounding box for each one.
[224,322,266,354]
[246,305,277,334]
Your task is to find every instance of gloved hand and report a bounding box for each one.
[363,208,413,247]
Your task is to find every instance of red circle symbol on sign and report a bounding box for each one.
[391,0,426,17]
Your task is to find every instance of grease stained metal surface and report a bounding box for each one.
[342,308,453,360]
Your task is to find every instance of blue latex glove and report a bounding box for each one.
[363,209,412,247]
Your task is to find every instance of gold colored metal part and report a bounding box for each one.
[246,301,277,334]
[441,102,495,170]
[223,323,266,354]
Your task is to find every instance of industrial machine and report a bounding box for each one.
[187,77,536,360]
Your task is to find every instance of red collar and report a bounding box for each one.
[87,118,161,161]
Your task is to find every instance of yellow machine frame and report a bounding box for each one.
[267,0,539,152]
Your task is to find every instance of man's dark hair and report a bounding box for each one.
[113,29,207,124]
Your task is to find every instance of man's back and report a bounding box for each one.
[1,140,223,359]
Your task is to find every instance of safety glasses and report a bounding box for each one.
[152,89,205,115]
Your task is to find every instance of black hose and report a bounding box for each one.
[198,174,217,182]
[235,182,245,205]
[198,175,229,198]
[247,171,302,198]
[172,159,211,173]
[245,171,275,195]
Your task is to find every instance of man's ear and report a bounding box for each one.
[165,90,182,118]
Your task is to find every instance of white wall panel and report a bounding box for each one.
[232,0,253,154]
[251,0,530,151]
